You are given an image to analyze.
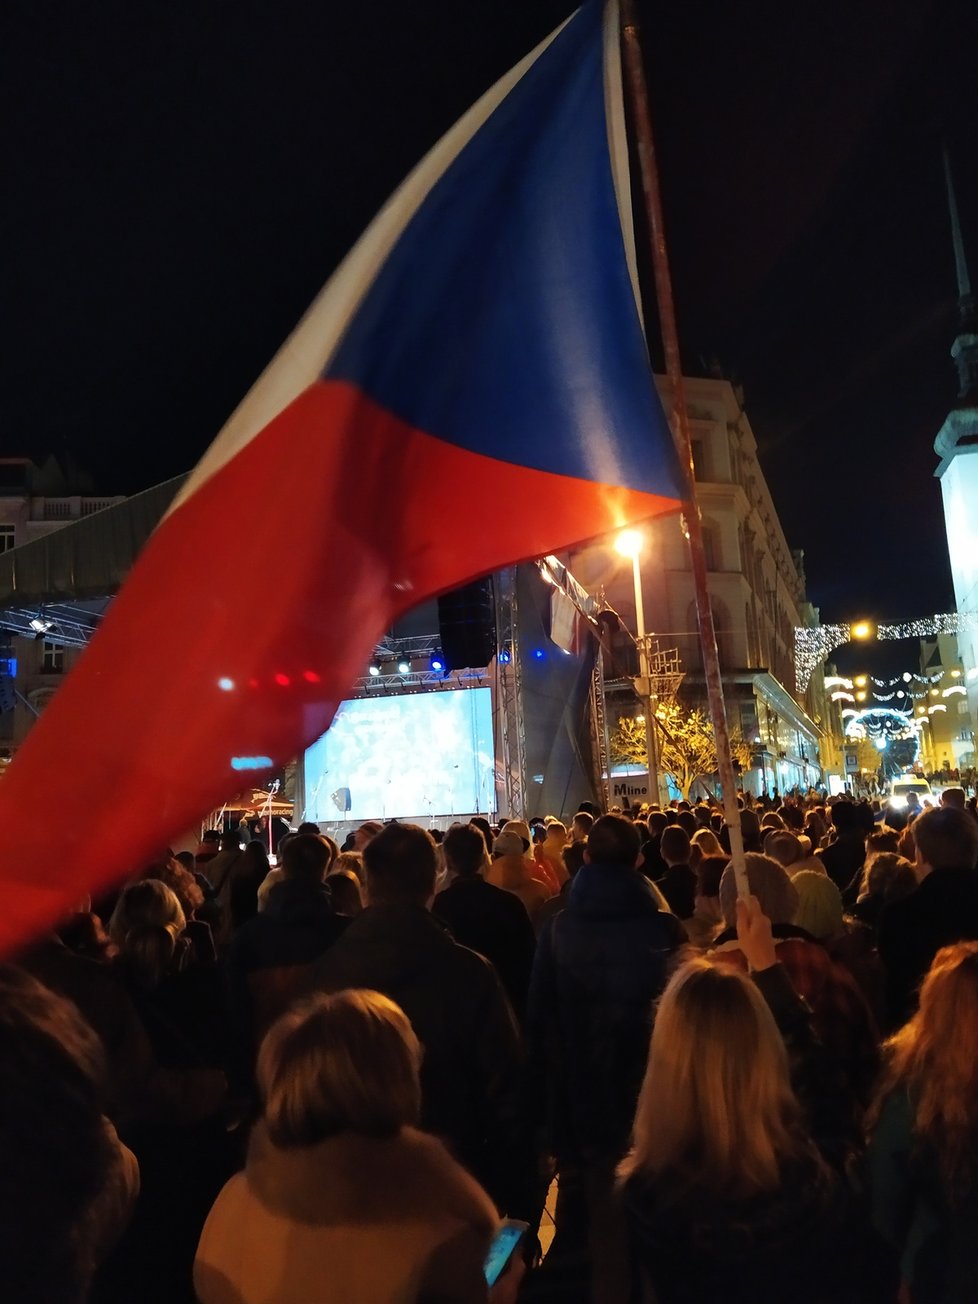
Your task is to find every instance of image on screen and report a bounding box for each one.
[303,687,496,824]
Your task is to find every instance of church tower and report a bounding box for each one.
[935,149,978,740]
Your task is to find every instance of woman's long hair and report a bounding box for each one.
[619,958,810,1198]
[871,941,978,1199]
[109,879,187,990]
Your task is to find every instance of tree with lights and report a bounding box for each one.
[610,705,753,800]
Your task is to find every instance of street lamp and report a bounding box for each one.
[851,620,874,641]
[615,527,663,805]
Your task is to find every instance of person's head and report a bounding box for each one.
[109,879,186,988]
[561,840,587,880]
[759,812,784,832]
[738,808,762,852]
[619,958,808,1195]
[502,819,532,854]
[791,871,843,940]
[695,854,727,901]
[648,811,668,837]
[676,811,697,838]
[764,831,803,871]
[492,830,524,863]
[912,806,978,879]
[332,850,364,883]
[865,827,900,857]
[544,819,567,843]
[571,811,594,842]
[173,849,196,874]
[297,822,321,837]
[243,840,271,872]
[0,966,116,1302]
[779,804,805,833]
[281,834,331,885]
[831,801,859,835]
[354,821,383,852]
[876,942,978,1197]
[257,989,421,1147]
[325,869,364,916]
[659,825,691,868]
[719,853,798,928]
[152,857,205,919]
[442,824,488,879]
[220,827,242,851]
[860,852,917,903]
[468,816,494,854]
[585,815,641,868]
[363,823,437,906]
[691,828,722,858]
[942,786,966,811]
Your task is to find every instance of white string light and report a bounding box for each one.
[797,611,978,691]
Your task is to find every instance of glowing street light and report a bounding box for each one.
[614,526,662,803]
[615,528,644,559]
[851,621,874,640]
[854,675,868,687]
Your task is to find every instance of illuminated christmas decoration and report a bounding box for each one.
[797,611,978,691]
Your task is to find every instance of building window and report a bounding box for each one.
[41,640,64,674]
[0,525,14,553]
[690,439,707,481]
[702,524,719,571]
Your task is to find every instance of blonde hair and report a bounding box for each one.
[872,942,978,1198]
[619,959,809,1197]
[691,828,722,858]
[257,989,421,1148]
[109,879,186,988]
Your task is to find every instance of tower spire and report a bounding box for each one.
[943,146,978,399]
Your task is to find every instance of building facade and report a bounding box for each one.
[568,375,834,797]
[0,458,123,764]
[934,158,978,735]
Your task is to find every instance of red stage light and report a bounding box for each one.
[273,673,290,687]
[303,670,321,684]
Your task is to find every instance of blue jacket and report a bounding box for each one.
[526,861,685,1161]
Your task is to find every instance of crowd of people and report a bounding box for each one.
[5,785,978,1302]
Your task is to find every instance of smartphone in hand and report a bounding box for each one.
[483,1219,529,1287]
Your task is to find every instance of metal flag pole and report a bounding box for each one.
[619,0,749,896]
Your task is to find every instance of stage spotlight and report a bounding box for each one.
[397,659,411,674]
[532,648,546,660]
[498,649,512,664]
[368,664,381,677]
[430,655,445,673]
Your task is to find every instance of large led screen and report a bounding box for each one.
[303,687,496,824]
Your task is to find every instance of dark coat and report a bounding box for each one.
[621,1158,863,1304]
[622,964,896,1304]
[868,1088,978,1304]
[225,878,347,1086]
[309,903,526,1213]
[432,875,536,1019]
[526,861,685,1163]
[817,834,866,893]
[655,863,696,919]
[878,867,978,1029]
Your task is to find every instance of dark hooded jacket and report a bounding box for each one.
[526,861,685,1162]
[309,904,526,1213]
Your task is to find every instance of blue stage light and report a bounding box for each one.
[430,655,445,673]
[498,649,512,664]
[532,648,546,660]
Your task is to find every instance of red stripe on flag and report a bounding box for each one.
[0,379,678,954]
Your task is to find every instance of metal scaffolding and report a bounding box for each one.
[495,566,526,820]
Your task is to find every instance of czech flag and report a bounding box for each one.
[0,0,683,954]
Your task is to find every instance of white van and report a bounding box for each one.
[889,775,933,807]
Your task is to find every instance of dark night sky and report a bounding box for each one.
[4,0,977,642]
